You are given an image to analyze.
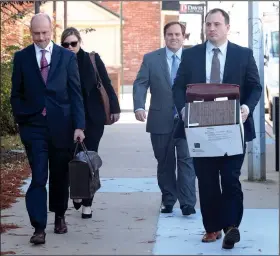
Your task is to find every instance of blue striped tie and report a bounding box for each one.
[171,54,179,117]
[171,54,179,86]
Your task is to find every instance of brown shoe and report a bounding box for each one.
[222,227,240,249]
[30,231,46,245]
[202,231,222,242]
[54,215,68,234]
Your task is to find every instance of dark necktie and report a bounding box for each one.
[40,49,49,116]
[210,48,220,83]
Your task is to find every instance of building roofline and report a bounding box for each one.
[90,1,122,19]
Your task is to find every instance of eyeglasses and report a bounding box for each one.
[61,41,78,48]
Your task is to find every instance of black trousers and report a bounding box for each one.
[19,123,72,231]
[80,122,104,207]
[193,146,246,233]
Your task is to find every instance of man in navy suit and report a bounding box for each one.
[10,13,85,244]
[173,8,262,249]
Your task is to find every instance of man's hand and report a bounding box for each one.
[135,110,146,122]
[111,113,120,123]
[74,129,85,142]
[181,107,185,121]
[241,105,250,123]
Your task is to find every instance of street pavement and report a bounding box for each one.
[1,94,279,255]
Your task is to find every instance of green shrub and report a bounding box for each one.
[0,45,21,136]
[0,60,18,136]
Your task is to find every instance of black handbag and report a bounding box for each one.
[68,141,102,199]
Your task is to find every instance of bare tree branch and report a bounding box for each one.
[1,8,14,21]
[10,3,22,13]
[2,5,13,14]
[1,2,34,25]
[0,1,34,7]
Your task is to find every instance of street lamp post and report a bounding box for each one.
[34,1,40,14]
[247,1,266,181]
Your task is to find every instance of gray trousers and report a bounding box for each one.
[150,125,196,207]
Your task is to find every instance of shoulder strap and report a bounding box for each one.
[89,51,102,83]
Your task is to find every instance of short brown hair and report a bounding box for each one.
[205,8,230,25]
[61,27,82,44]
[164,21,186,36]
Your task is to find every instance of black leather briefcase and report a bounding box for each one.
[68,142,102,199]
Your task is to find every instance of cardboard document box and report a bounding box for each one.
[184,83,244,157]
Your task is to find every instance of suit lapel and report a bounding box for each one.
[47,43,61,83]
[158,48,172,88]
[198,43,207,83]
[28,44,45,85]
[222,41,235,83]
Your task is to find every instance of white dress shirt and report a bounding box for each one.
[166,46,183,77]
[205,40,228,83]
[34,41,53,69]
[205,40,250,116]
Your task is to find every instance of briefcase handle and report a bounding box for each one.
[74,140,94,167]
[74,139,89,157]
[73,140,98,173]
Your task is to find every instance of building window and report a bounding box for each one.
[162,1,180,11]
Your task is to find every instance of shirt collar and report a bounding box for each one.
[165,47,183,61]
[206,40,228,56]
[34,40,53,55]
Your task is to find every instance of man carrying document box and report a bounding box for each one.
[173,8,262,249]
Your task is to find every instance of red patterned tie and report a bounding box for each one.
[40,49,48,116]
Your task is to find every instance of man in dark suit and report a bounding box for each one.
[173,8,262,249]
[10,13,85,244]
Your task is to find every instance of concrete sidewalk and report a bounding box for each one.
[1,111,279,255]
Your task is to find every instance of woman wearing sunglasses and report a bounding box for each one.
[61,27,121,219]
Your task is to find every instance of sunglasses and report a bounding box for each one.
[61,41,78,48]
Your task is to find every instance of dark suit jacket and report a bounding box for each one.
[173,41,262,142]
[82,53,121,126]
[10,43,85,148]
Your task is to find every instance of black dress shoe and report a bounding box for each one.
[73,200,82,210]
[54,215,68,234]
[81,212,92,219]
[222,227,240,249]
[30,230,46,245]
[161,205,173,213]
[181,205,196,216]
